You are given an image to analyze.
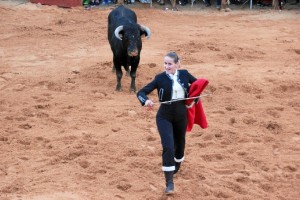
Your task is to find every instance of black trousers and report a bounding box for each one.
[156,101,187,172]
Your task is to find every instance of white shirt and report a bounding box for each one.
[168,70,185,100]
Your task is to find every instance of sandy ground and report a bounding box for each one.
[0,1,300,200]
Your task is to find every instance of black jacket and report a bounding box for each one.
[137,69,197,106]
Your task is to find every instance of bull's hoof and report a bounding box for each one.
[130,88,136,93]
[116,85,122,91]
[130,86,136,93]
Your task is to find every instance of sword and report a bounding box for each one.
[154,93,212,104]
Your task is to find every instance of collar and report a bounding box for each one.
[166,70,178,79]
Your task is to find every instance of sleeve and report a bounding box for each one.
[186,70,198,102]
[187,70,197,84]
[136,77,158,106]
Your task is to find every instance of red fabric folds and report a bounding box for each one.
[186,79,209,132]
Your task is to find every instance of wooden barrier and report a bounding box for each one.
[30,0,82,8]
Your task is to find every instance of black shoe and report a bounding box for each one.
[165,182,174,194]
[164,171,174,194]
[205,3,211,7]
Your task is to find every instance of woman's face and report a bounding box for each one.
[164,56,178,75]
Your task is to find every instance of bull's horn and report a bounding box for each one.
[140,25,151,39]
[114,25,124,40]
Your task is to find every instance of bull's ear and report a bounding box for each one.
[139,25,151,39]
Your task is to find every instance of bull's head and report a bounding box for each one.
[114,24,151,57]
[114,25,151,40]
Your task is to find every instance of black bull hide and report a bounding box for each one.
[107,5,151,92]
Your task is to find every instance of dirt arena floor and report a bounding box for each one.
[0,1,300,199]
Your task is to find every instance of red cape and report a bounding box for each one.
[186,79,209,132]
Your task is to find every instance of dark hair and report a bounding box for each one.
[165,52,180,63]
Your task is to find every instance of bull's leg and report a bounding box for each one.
[113,56,122,91]
[130,67,137,93]
[115,67,123,91]
[112,65,116,73]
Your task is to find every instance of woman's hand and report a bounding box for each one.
[145,99,154,107]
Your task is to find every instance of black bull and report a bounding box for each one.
[108,5,151,92]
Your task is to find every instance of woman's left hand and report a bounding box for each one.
[145,99,154,107]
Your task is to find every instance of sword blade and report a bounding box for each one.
[156,93,211,104]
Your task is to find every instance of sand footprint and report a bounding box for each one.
[214,163,246,175]
[202,154,226,162]
[91,90,107,99]
[146,135,156,141]
[87,166,107,174]
[114,194,125,199]
[117,180,132,191]
[0,136,8,142]
[102,61,113,67]
[283,165,297,173]
[213,190,232,198]
[32,93,53,103]
[78,160,90,169]
[239,84,262,94]
[0,72,19,90]
[0,76,9,90]
[259,183,274,193]
[18,123,32,130]
[242,116,257,125]
[291,48,300,55]
[288,100,300,108]
[225,181,248,195]
[236,176,251,183]
[265,121,282,134]
[34,104,51,110]
[266,107,283,118]
[275,83,300,93]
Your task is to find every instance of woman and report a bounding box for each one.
[136,52,197,194]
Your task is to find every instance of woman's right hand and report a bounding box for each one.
[144,99,154,107]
